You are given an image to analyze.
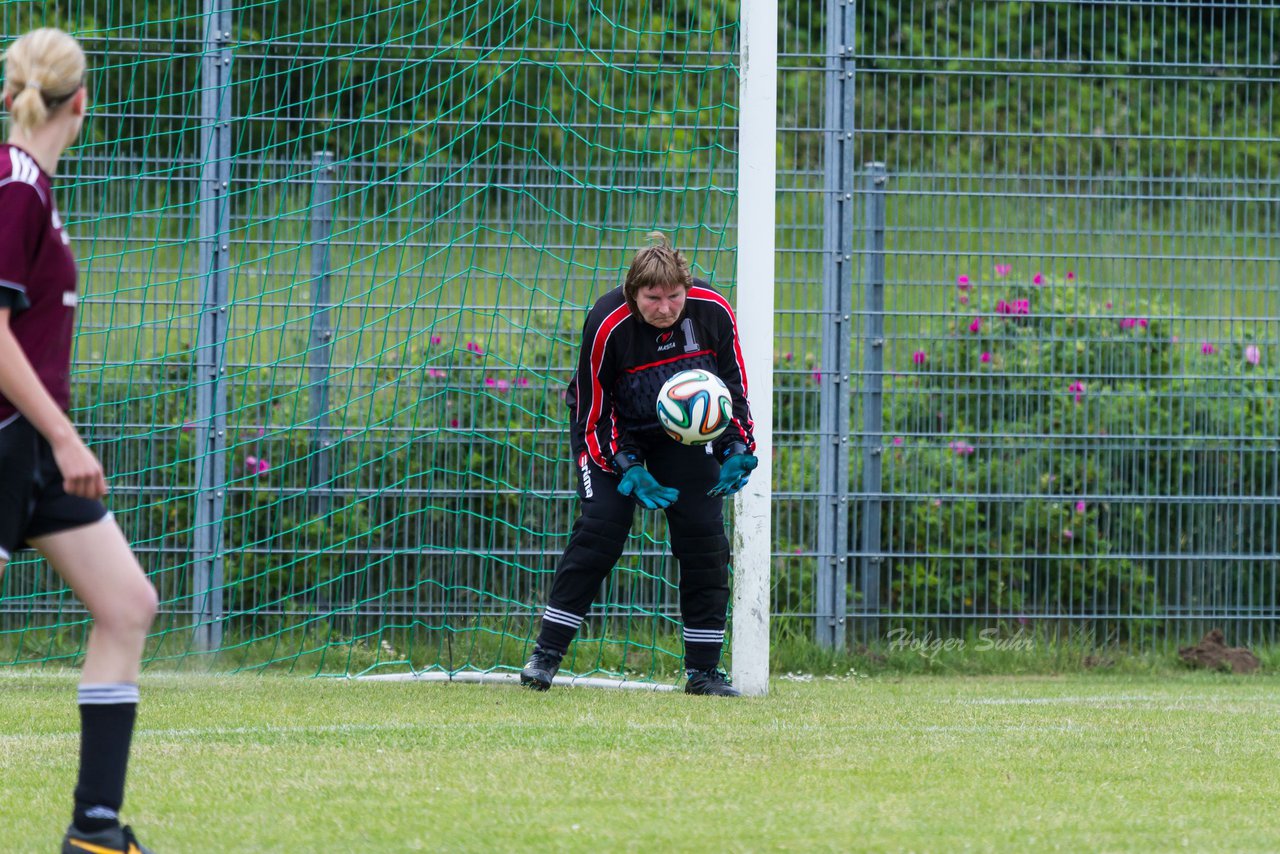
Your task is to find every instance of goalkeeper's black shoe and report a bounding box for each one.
[684,668,741,697]
[520,645,563,691]
[63,824,154,854]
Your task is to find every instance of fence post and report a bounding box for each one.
[815,0,856,649]
[308,152,336,513]
[858,162,888,643]
[192,0,232,652]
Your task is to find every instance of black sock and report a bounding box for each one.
[683,625,725,671]
[73,683,139,833]
[535,604,584,655]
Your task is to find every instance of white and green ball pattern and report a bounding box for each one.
[656,369,733,445]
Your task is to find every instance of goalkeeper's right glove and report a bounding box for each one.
[617,466,680,510]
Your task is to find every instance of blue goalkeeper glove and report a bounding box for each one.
[709,453,758,497]
[617,466,680,510]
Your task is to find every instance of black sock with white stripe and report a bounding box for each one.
[683,625,726,671]
[72,682,139,833]
[535,604,585,655]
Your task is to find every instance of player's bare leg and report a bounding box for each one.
[33,516,157,854]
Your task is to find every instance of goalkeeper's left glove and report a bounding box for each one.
[708,451,758,497]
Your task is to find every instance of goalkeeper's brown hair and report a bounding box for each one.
[624,231,693,316]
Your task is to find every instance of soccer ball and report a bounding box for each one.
[656,369,733,445]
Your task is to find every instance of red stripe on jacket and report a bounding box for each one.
[584,303,633,469]
[686,286,755,446]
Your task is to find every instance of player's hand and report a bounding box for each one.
[708,453,758,497]
[51,435,108,500]
[617,466,679,510]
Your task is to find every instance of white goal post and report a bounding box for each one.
[731,0,778,698]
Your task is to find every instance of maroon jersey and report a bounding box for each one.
[0,143,78,420]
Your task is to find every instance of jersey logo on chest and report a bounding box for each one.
[654,319,701,353]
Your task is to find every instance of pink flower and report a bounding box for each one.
[1120,318,1136,330]
[496,379,511,392]
[994,264,1012,278]
[466,341,485,355]
[956,274,971,290]
[980,352,991,363]
[995,300,1013,315]
[958,294,969,305]
[256,458,270,475]
[1067,381,1086,403]
[245,455,258,471]
[968,317,982,333]
[430,335,443,345]
[948,440,975,456]
[784,352,793,361]
[1137,318,1148,329]
[1066,271,1076,280]
[181,422,194,433]
[1075,501,1087,514]
[1014,299,1030,315]
[1105,301,1113,310]
[245,456,269,475]
[1201,342,1217,355]
[449,419,459,428]
[484,377,497,387]
[1062,528,1074,540]
[1033,273,1044,285]
[1245,345,1261,366]
[892,436,905,446]
[912,350,927,365]
[811,371,822,383]
[427,369,447,379]
[517,377,531,388]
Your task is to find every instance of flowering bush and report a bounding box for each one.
[867,267,1275,625]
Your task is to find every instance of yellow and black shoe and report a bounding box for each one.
[62,824,154,854]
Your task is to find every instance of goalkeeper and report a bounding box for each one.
[521,233,757,696]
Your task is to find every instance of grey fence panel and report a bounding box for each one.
[849,0,1280,650]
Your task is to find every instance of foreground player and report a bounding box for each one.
[521,233,758,696]
[1,28,159,853]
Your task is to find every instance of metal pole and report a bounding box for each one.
[192,0,232,652]
[730,0,777,697]
[308,151,336,514]
[859,162,888,643]
[815,0,856,649]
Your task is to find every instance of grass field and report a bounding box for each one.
[4,671,1278,852]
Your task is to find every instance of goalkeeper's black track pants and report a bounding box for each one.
[534,439,730,671]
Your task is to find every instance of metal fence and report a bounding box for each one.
[843,0,1280,651]
[1,0,1276,660]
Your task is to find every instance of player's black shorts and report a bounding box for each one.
[0,414,109,561]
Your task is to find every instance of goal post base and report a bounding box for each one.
[354,670,678,692]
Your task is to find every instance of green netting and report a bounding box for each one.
[0,0,741,680]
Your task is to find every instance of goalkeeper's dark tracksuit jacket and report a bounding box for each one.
[565,281,755,473]
[534,280,757,668]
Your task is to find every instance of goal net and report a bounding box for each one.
[0,1,752,684]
